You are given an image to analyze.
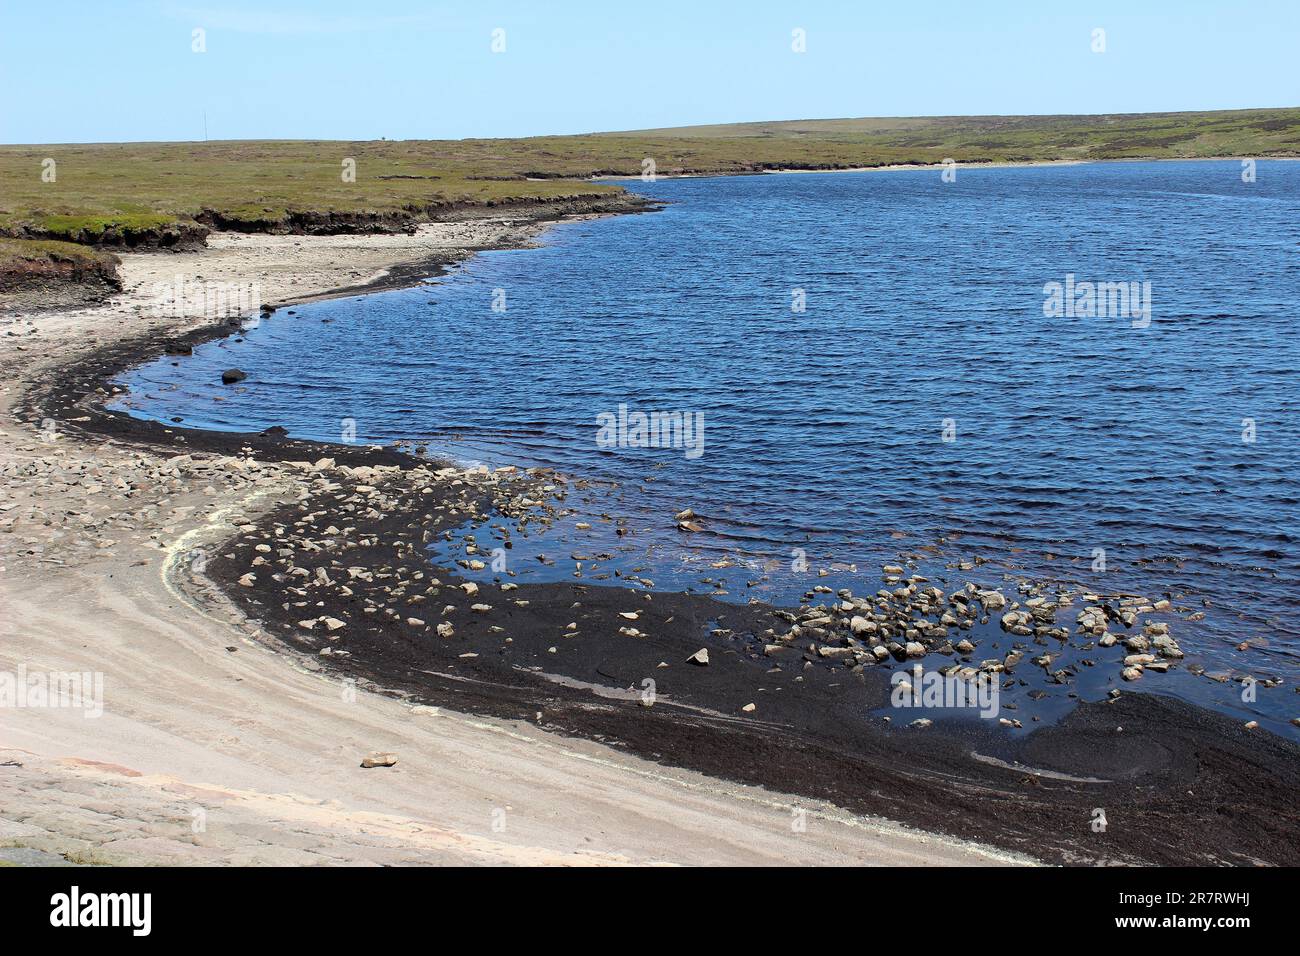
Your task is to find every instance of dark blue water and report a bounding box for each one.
[116,161,1300,712]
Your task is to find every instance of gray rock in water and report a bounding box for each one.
[221,369,247,384]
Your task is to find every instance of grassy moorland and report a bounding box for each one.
[1,107,1297,286]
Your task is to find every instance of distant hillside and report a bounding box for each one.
[592,108,1300,168]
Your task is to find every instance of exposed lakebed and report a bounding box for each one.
[114,161,1300,731]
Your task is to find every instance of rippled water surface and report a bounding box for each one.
[117,161,1300,691]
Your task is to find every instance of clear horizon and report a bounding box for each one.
[2,0,1298,145]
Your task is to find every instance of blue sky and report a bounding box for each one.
[1,1,1296,143]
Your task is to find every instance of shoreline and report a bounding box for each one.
[592,154,1300,181]
[5,203,1300,866]
[593,159,1088,180]
[1,204,1030,867]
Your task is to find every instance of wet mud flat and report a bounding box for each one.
[195,457,1300,867]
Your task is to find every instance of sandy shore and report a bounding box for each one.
[593,159,1092,180]
[0,215,1029,866]
[592,156,1295,181]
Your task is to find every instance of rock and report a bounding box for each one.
[221,369,247,384]
[406,617,425,627]
[436,622,454,638]
[909,718,932,729]
[322,617,346,632]
[238,573,256,587]
[1153,635,1181,654]
[849,615,873,635]
[1077,607,1108,632]
[1000,610,1033,635]
[1122,666,1143,681]
[686,648,709,666]
[978,590,1007,610]
[1244,721,1259,730]
[360,752,397,768]
[741,703,756,713]
[905,641,926,658]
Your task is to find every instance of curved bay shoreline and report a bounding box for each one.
[4,201,1299,866]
